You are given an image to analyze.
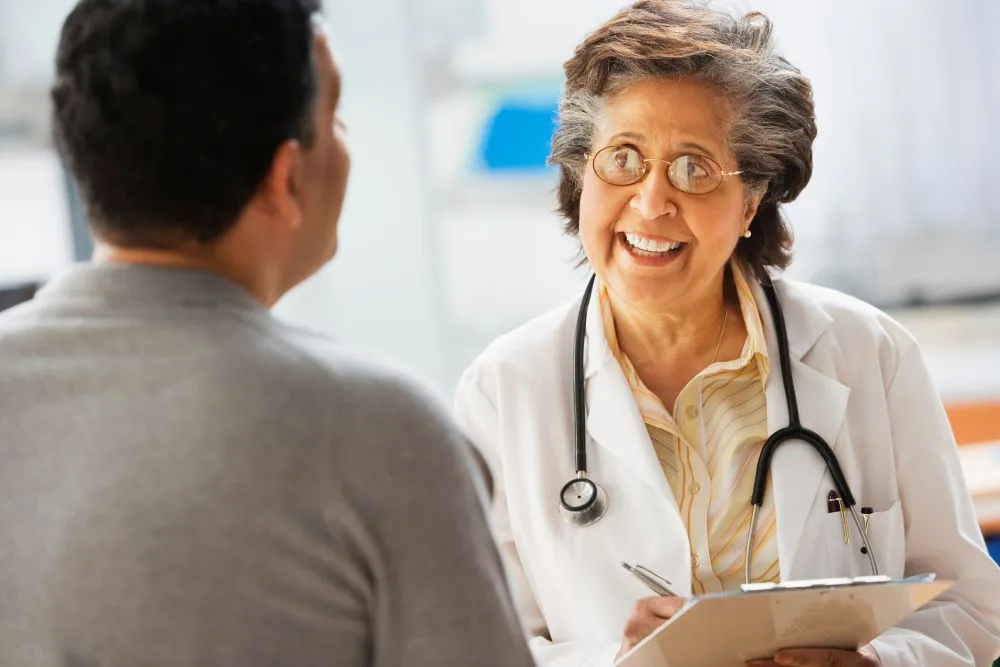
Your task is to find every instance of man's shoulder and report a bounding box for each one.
[276,323,491,497]
[270,323,462,448]
[274,324,446,412]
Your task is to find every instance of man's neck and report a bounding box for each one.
[93,243,280,307]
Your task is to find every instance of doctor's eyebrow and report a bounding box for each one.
[606,131,646,145]
[602,132,717,159]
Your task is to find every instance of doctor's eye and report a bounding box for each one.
[593,145,646,185]
[667,155,723,194]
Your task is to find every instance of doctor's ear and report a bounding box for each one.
[260,138,305,230]
[742,189,765,227]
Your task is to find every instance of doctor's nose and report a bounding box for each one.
[629,167,679,220]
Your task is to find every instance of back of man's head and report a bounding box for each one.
[51,0,323,250]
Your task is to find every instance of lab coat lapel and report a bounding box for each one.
[754,279,851,579]
[580,280,677,506]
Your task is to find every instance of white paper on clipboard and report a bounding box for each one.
[614,574,953,667]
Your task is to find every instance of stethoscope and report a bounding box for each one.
[557,274,880,582]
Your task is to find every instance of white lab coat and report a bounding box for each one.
[454,275,1000,667]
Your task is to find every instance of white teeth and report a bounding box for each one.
[624,232,683,253]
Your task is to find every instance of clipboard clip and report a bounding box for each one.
[739,573,935,593]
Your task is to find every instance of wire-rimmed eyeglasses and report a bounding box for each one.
[585,144,742,195]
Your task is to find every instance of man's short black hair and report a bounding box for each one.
[52,0,323,247]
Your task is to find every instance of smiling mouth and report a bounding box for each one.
[621,232,687,257]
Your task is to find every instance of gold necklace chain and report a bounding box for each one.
[709,307,729,365]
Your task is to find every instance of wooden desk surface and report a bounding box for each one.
[947,402,1000,447]
[982,517,1000,535]
[946,401,1000,536]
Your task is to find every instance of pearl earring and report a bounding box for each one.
[743,229,752,239]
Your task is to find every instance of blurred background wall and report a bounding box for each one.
[1,0,998,544]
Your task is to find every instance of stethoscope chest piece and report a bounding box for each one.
[558,474,608,527]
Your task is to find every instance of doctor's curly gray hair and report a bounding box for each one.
[549,0,817,279]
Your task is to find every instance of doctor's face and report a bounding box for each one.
[578,78,760,312]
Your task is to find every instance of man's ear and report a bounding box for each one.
[260,139,304,230]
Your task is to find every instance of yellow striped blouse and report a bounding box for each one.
[599,260,778,594]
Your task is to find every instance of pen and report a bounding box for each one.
[621,561,678,597]
[860,506,873,535]
[828,490,850,544]
[859,506,874,554]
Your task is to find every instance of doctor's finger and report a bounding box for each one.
[639,595,685,619]
[772,647,878,666]
[622,596,684,641]
[747,647,877,666]
[621,616,668,649]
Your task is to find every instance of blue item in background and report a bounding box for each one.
[477,98,559,173]
[987,534,1000,566]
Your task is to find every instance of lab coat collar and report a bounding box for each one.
[754,277,852,579]
[583,279,614,380]
[580,274,837,376]
[581,279,678,506]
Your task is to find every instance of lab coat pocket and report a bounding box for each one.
[822,500,905,579]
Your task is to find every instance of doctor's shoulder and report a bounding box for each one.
[457,296,580,402]
[776,276,927,385]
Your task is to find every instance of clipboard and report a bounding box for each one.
[615,574,953,667]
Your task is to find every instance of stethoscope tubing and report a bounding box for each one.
[563,273,879,579]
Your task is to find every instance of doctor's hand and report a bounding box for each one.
[747,644,882,667]
[615,595,686,660]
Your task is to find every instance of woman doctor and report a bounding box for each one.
[454,2,1000,666]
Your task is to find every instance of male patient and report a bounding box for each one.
[0,1,534,665]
